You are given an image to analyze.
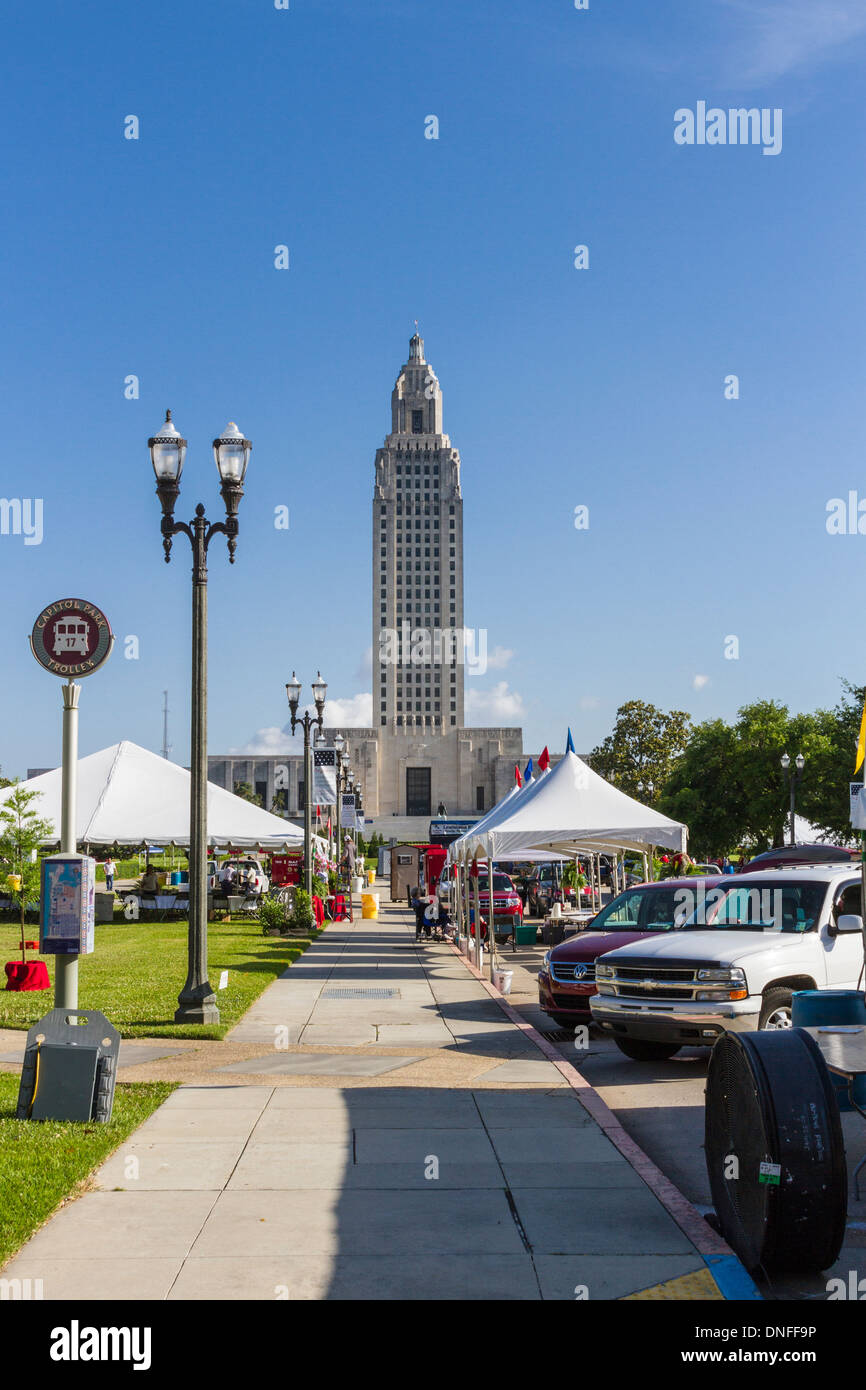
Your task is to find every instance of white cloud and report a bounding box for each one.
[229,724,300,756]
[693,674,710,691]
[465,681,526,722]
[486,645,514,671]
[718,0,866,83]
[231,692,373,754]
[323,693,373,727]
[579,695,600,710]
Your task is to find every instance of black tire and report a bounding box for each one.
[614,1037,681,1061]
[759,988,794,1031]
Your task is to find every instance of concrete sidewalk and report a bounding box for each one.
[1,893,749,1300]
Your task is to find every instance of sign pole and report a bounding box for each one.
[56,678,81,1009]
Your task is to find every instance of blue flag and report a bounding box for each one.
[566,728,575,754]
[524,758,533,783]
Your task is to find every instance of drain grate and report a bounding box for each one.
[538,1028,575,1043]
[321,988,401,999]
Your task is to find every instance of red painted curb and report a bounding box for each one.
[451,942,733,1260]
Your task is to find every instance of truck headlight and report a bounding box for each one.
[695,967,748,1001]
[596,963,614,981]
[697,967,746,985]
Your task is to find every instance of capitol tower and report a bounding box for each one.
[365,332,522,822]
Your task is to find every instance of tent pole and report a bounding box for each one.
[488,857,496,983]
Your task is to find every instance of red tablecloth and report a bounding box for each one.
[5,960,50,991]
[312,895,325,927]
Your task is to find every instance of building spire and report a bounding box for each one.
[409,323,425,362]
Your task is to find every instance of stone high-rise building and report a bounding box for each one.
[210,332,525,827]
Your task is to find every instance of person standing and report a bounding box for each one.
[104,856,117,893]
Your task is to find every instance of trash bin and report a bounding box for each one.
[514,922,538,946]
[361,892,380,920]
[366,869,376,887]
[492,968,514,995]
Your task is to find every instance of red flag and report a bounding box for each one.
[538,746,550,772]
[470,856,479,879]
[514,765,522,787]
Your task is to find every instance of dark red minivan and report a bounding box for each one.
[537,877,725,1028]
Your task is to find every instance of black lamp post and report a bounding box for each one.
[286,672,327,894]
[149,409,251,1025]
[781,752,805,847]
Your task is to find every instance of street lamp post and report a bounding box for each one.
[286,672,327,895]
[781,753,805,847]
[333,733,345,883]
[149,410,251,1025]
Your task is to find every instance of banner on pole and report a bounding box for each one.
[313,748,337,805]
[850,783,866,829]
[341,792,357,829]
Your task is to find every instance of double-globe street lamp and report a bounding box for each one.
[149,409,251,1025]
[781,752,805,847]
[286,673,327,895]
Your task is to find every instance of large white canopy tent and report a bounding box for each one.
[451,749,688,863]
[0,741,306,850]
[447,750,688,971]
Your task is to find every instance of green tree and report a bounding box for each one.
[0,784,53,961]
[659,718,743,858]
[797,680,864,843]
[660,699,828,857]
[589,700,692,798]
[233,781,263,807]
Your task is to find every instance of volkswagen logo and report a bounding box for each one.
[573,963,587,980]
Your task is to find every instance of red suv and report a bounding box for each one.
[468,870,524,943]
[537,877,724,1028]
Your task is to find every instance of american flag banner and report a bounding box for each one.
[312,747,337,805]
[341,792,357,829]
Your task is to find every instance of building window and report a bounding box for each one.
[476,786,485,812]
[412,410,424,434]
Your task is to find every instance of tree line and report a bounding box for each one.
[588,683,865,857]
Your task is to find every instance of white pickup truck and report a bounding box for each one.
[589,866,865,1061]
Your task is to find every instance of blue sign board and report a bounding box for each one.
[40,855,96,955]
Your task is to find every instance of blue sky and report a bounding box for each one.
[2,0,865,775]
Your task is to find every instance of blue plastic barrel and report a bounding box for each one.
[792,990,866,1111]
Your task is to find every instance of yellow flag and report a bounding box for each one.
[856,696,866,774]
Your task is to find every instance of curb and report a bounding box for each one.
[451,940,763,1301]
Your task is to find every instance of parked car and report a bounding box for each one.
[739,844,856,872]
[467,870,524,942]
[525,863,576,918]
[217,857,270,896]
[537,878,723,1028]
[590,865,865,1061]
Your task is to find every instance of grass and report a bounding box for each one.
[0,1073,175,1269]
[0,918,318,1040]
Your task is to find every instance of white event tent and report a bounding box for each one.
[450,748,688,863]
[0,741,305,850]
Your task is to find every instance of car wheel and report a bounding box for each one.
[759,988,793,1030]
[613,1037,681,1061]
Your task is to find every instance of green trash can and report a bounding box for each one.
[514,922,539,946]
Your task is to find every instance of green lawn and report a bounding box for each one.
[0,919,318,1040]
[0,1074,175,1269]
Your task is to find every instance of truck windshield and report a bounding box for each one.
[679,880,826,932]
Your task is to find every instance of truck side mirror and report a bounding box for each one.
[834,913,864,935]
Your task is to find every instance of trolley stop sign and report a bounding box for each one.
[30,599,113,678]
